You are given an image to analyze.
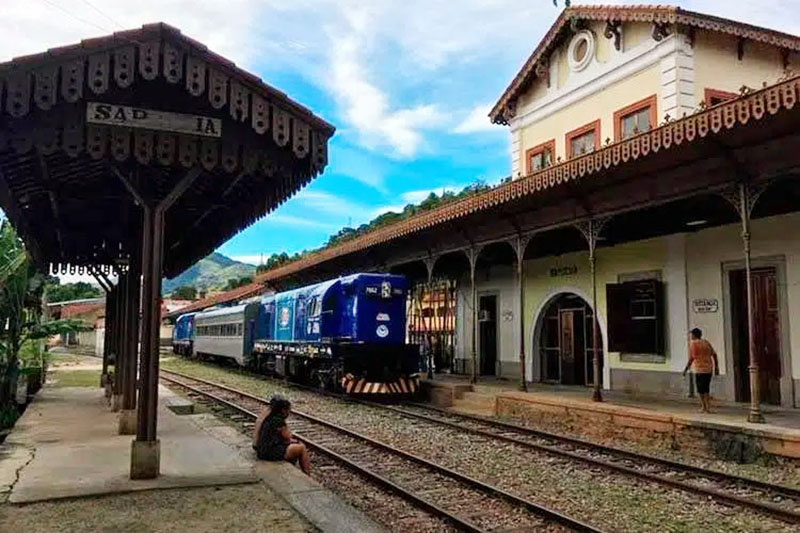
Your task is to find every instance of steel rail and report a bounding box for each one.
[401,402,800,505]
[163,360,800,525]
[160,372,484,533]
[160,369,602,533]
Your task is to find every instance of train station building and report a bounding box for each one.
[188,6,800,421]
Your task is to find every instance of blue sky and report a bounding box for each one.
[2,0,799,269]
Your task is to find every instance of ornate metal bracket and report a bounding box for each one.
[604,20,622,51]
[719,181,771,220]
[423,255,437,284]
[510,234,532,270]
[575,216,611,259]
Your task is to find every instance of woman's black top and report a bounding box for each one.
[255,412,288,461]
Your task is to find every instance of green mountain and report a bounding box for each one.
[163,252,256,295]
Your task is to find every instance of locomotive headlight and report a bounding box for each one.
[381,281,391,298]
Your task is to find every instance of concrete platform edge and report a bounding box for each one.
[254,462,385,533]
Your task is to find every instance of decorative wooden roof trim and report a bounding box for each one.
[0,23,334,172]
[252,74,800,284]
[490,5,800,125]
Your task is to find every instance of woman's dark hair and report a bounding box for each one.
[269,394,291,412]
[690,328,703,339]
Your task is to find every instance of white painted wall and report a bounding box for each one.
[449,212,799,402]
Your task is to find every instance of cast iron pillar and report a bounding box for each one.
[576,217,609,403]
[722,182,768,423]
[424,256,436,380]
[467,247,480,383]
[513,236,529,392]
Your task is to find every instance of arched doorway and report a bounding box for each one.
[536,293,603,386]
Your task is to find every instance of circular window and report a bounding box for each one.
[568,30,595,72]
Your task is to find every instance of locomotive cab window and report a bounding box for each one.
[310,297,322,317]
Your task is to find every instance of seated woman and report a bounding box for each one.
[252,394,310,475]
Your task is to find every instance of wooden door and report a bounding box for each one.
[753,269,781,404]
[559,310,577,385]
[730,267,781,404]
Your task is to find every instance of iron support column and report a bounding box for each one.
[514,236,528,392]
[576,218,609,403]
[468,247,479,384]
[589,238,602,402]
[721,182,768,423]
[739,183,764,423]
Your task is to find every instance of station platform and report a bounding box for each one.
[0,383,384,533]
[422,375,800,461]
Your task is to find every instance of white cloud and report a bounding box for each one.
[328,33,445,158]
[0,1,263,67]
[230,255,264,266]
[453,103,500,134]
[262,214,337,230]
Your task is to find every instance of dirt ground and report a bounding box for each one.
[0,483,315,533]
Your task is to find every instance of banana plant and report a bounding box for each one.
[0,220,89,406]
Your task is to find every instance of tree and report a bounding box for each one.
[171,285,197,300]
[45,278,102,302]
[223,276,253,291]
[0,221,88,408]
[253,178,499,277]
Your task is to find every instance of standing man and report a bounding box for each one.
[683,328,720,413]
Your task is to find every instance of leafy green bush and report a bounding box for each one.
[0,404,19,430]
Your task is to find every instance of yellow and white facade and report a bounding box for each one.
[445,7,800,407]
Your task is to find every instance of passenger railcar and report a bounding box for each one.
[193,303,260,366]
[253,273,420,395]
[171,312,195,356]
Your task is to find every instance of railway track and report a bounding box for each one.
[380,402,800,525]
[161,361,800,527]
[160,369,601,533]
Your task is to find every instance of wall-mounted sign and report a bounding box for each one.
[87,102,222,138]
[550,265,578,277]
[692,298,719,313]
[501,309,513,322]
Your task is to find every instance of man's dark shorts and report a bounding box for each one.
[695,373,712,395]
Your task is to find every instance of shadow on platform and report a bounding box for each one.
[1,385,256,503]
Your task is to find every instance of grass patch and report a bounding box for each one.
[46,350,89,365]
[48,369,101,387]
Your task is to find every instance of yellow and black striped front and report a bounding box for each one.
[341,373,420,395]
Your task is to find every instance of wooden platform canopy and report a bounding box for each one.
[0,23,334,478]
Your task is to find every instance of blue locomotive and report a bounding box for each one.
[172,273,420,395]
[171,312,196,356]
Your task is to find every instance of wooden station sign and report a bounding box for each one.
[692,298,719,313]
[86,102,222,138]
